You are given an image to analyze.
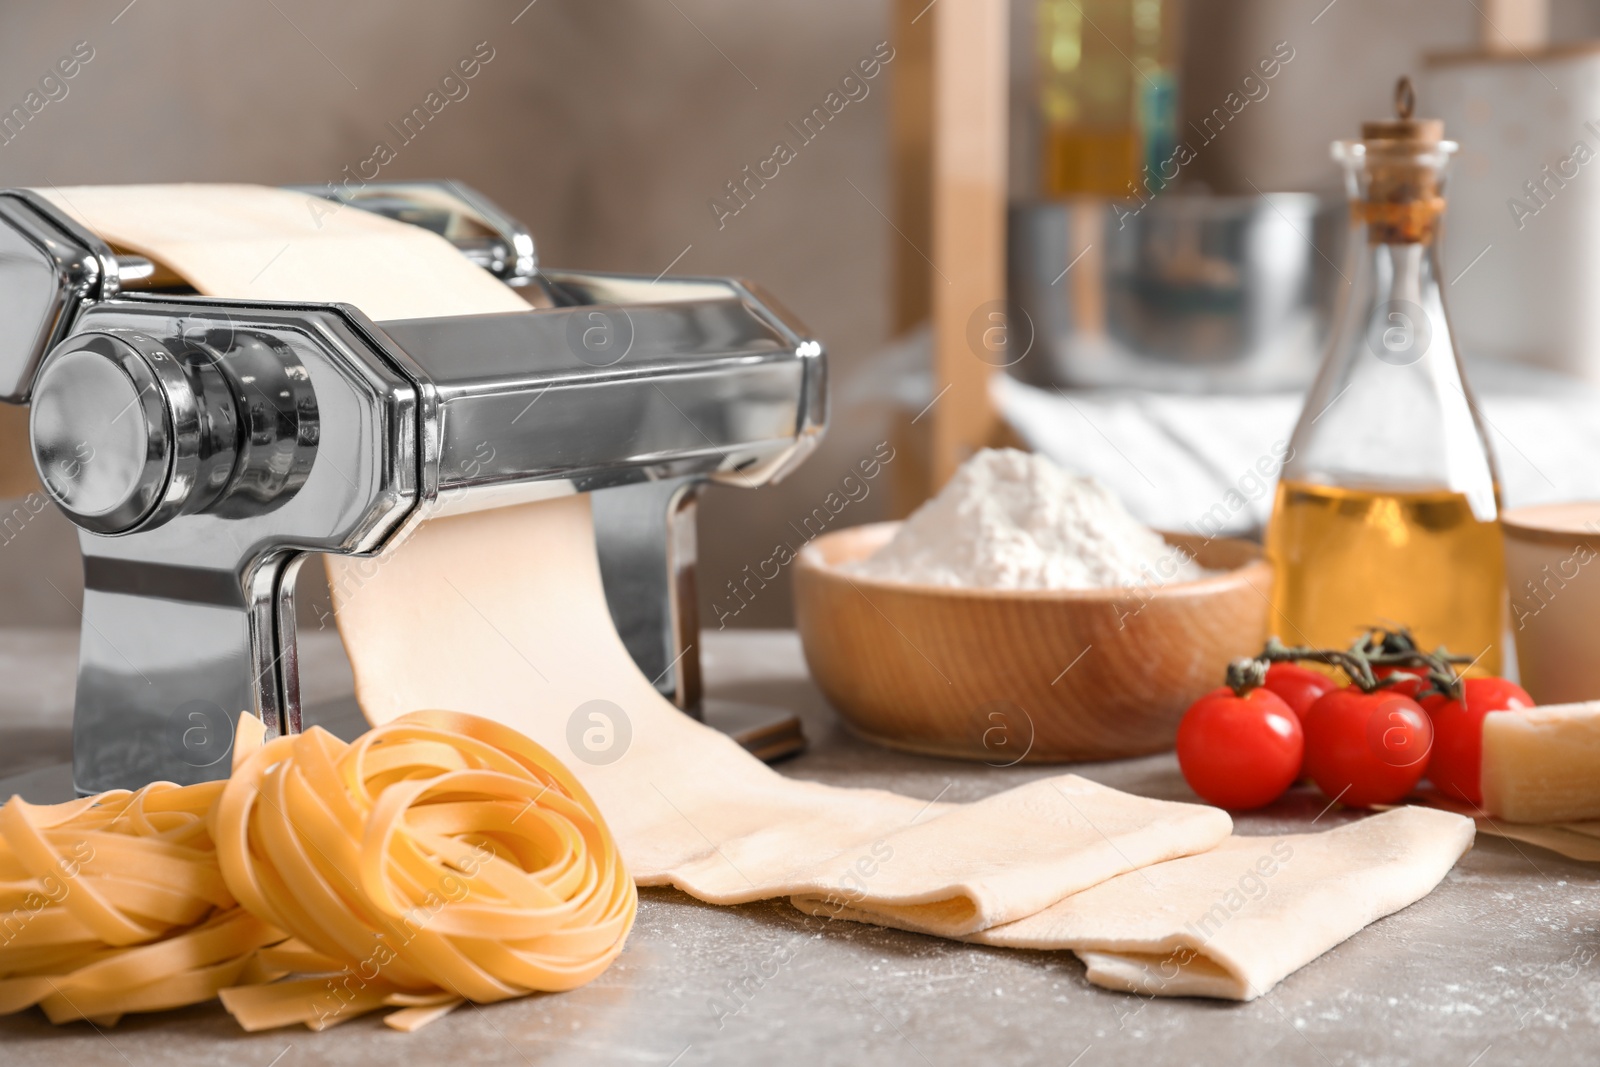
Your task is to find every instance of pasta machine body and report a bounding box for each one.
[0,183,825,794]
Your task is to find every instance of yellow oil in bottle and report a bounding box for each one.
[1042,125,1140,198]
[1265,480,1505,674]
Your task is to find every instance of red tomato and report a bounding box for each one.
[1263,663,1338,723]
[1177,687,1304,810]
[1302,686,1433,807]
[1427,677,1535,806]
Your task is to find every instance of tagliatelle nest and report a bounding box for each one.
[0,710,636,1032]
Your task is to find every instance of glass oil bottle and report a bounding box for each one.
[1266,79,1505,673]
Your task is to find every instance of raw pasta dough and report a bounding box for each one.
[793,807,1475,999]
[980,806,1470,1000]
[329,496,1234,938]
[39,184,529,322]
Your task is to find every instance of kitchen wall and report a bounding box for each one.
[1175,0,1600,196]
[3,0,1599,632]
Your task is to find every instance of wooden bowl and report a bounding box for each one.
[793,523,1273,763]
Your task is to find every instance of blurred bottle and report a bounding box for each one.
[1036,0,1182,198]
[1267,79,1505,673]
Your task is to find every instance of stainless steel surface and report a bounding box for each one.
[282,179,555,304]
[0,184,826,792]
[0,628,1592,1066]
[540,272,828,490]
[30,336,171,532]
[591,479,807,760]
[1007,194,1343,393]
[0,190,122,402]
[114,255,156,284]
[593,476,704,710]
[55,301,420,795]
[382,276,820,501]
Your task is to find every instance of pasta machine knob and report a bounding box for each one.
[29,329,245,534]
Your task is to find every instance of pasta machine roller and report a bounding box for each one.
[0,182,825,795]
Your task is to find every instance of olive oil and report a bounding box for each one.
[1042,125,1141,198]
[1266,480,1505,674]
[1273,86,1507,675]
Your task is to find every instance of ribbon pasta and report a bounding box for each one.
[0,710,636,1032]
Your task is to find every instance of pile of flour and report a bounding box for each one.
[848,448,1206,590]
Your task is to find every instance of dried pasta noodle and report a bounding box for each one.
[0,777,275,1026]
[0,711,636,1032]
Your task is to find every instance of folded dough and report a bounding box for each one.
[976,807,1472,1000]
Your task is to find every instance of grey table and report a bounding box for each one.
[1,628,1596,1066]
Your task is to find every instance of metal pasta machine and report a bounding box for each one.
[0,182,825,795]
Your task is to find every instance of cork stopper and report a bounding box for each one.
[1356,76,1448,244]
[1361,77,1444,144]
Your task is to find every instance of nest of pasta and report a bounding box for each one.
[0,710,637,1032]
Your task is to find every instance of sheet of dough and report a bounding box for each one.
[965,807,1471,1000]
[49,182,1475,999]
[38,184,530,322]
[328,495,1233,936]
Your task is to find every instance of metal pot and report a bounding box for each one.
[1005,193,1343,392]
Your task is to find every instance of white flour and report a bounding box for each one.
[848,448,1206,590]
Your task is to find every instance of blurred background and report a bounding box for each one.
[3,0,1600,632]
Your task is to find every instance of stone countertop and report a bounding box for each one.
[2,628,1597,1066]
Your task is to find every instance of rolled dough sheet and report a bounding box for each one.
[970,807,1471,1000]
[37,184,530,322]
[327,494,1232,937]
[47,182,1475,1000]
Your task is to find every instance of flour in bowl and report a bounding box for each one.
[848,448,1206,590]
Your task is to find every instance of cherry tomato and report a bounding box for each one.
[1177,687,1303,810]
[1427,677,1534,806]
[1302,686,1433,807]
[1263,663,1338,723]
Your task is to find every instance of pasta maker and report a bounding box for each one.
[0,182,825,794]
